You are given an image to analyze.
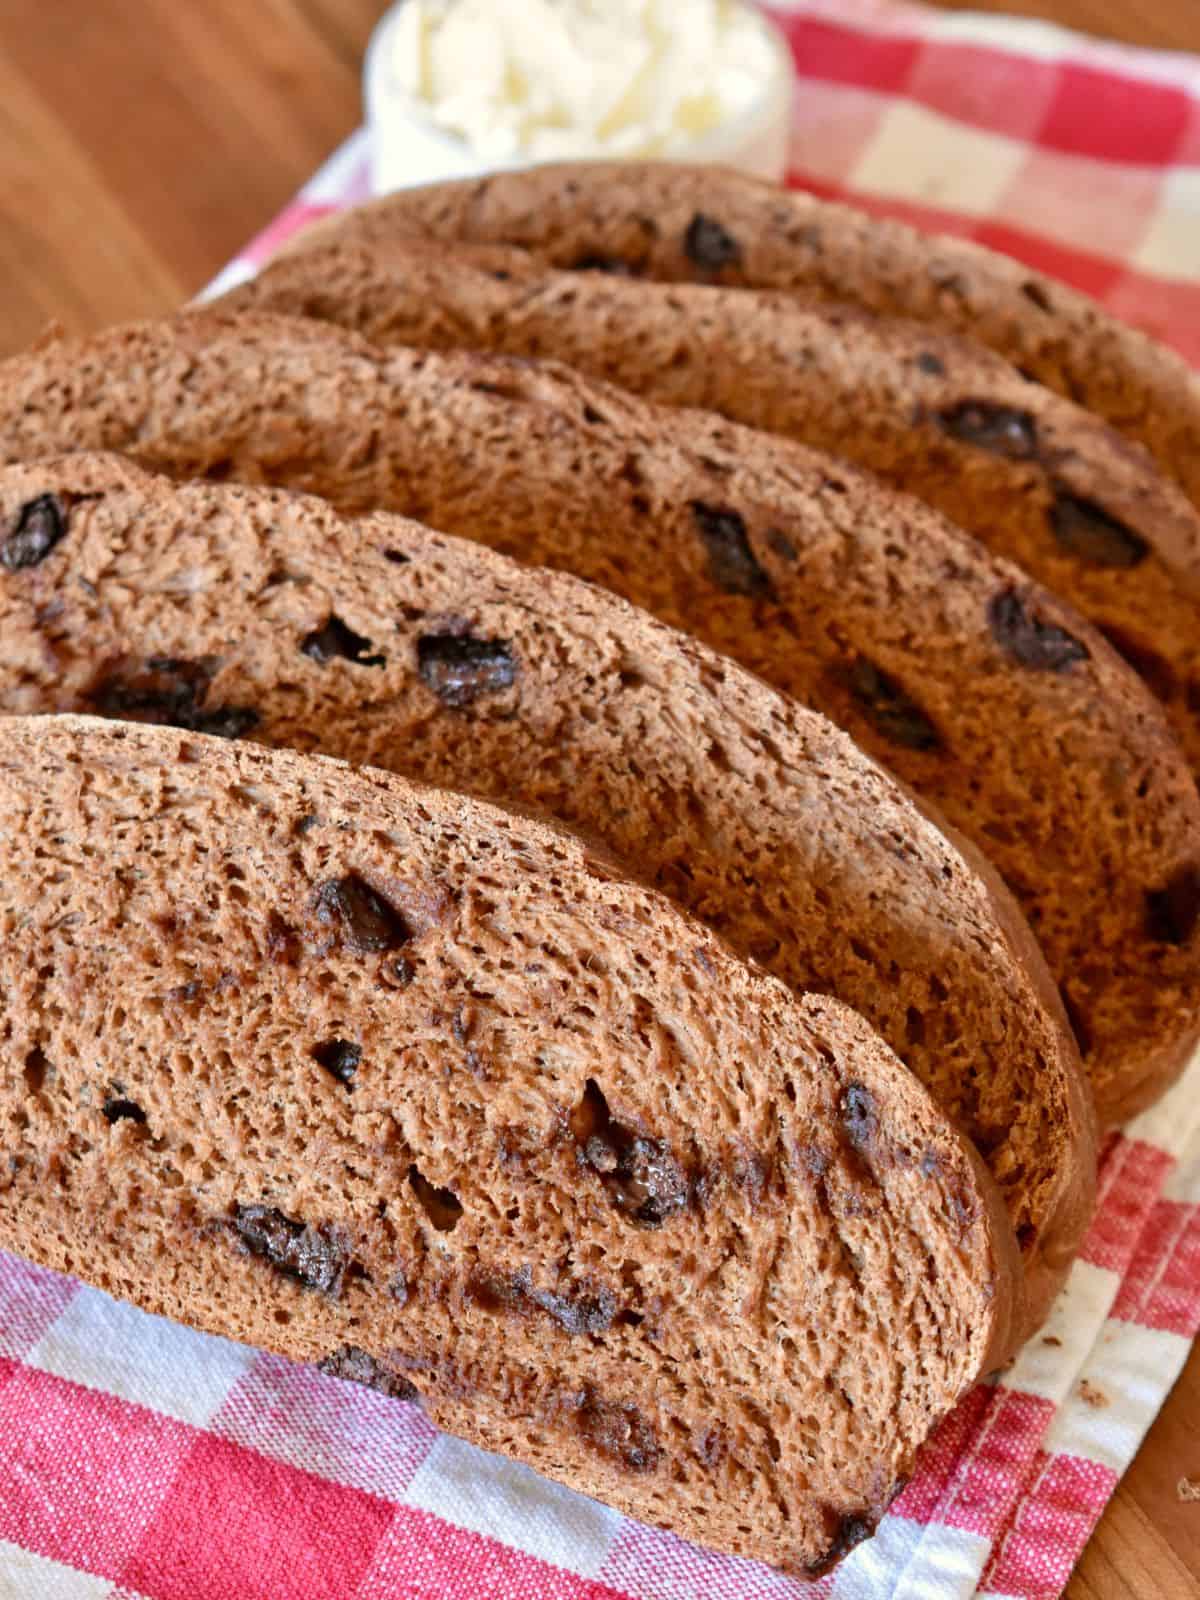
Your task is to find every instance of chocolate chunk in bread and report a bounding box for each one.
[220,236,1200,774]
[1,493,68,570]
[89,655,260,740]
[231,1206,350,1296]
[683,212,742,273]
[312,1038,362,1086]
[689,501,774,598]
[0,713,1019,1576]
[1049,493,1150,570]
[417,633,517,706]
[0,451,1092,1335]
[1,318,1190,1124]
[313,875,411,953]
[987,590,1089,672]
[842,658,941,753]
[298,162,1200,520]
[937,400,1038,460]
[318,1344,420,1401]
[1146,866,1200,948]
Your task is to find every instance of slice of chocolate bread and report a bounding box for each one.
[0,314,1196,1126]
[0,452,1093,1336]
[220,237,1200,772]
[0,713,1019,1577]
[292,163,1200,514]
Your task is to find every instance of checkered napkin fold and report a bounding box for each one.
[4,3,1200,1597]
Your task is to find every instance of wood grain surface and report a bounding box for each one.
[0,3,1198,1596]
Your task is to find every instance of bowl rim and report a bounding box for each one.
[364,0,795,171]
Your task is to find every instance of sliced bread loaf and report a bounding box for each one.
[0,713,1019,1577]
[0,314,1196,1124]
[221,237,1200,771]
[292,163,1200,513]
[0,451,1092,1334]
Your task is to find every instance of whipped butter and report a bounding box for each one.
[388,0,783,164]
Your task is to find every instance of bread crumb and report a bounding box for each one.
[1079,1379,1109,1409]
[1042,1334,1062,1347]
[1178,1477,1200,1503]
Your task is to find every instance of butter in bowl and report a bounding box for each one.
[365,0,795,192]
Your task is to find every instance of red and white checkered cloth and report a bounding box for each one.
[4,4,1200,1597]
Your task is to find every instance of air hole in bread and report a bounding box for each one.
[102,1097,147,1125]
[263,566,311,588]
[408,1164,463,1232]
[301,615,386,668]
[571,253,633,275]
[1145,866,1200,946]
[23,1047,50,1096]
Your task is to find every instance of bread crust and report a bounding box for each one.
[289,162,1200,516]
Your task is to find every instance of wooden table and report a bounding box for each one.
[0,2,1197,1595]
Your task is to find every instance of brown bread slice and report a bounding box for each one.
[0,314,1196,1125]
[0,451,1091,1335]
[289,163,1200,513]
[0,713,1019,1577]
[221,237,1200,771]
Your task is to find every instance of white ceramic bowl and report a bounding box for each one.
[364,1,795,195]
